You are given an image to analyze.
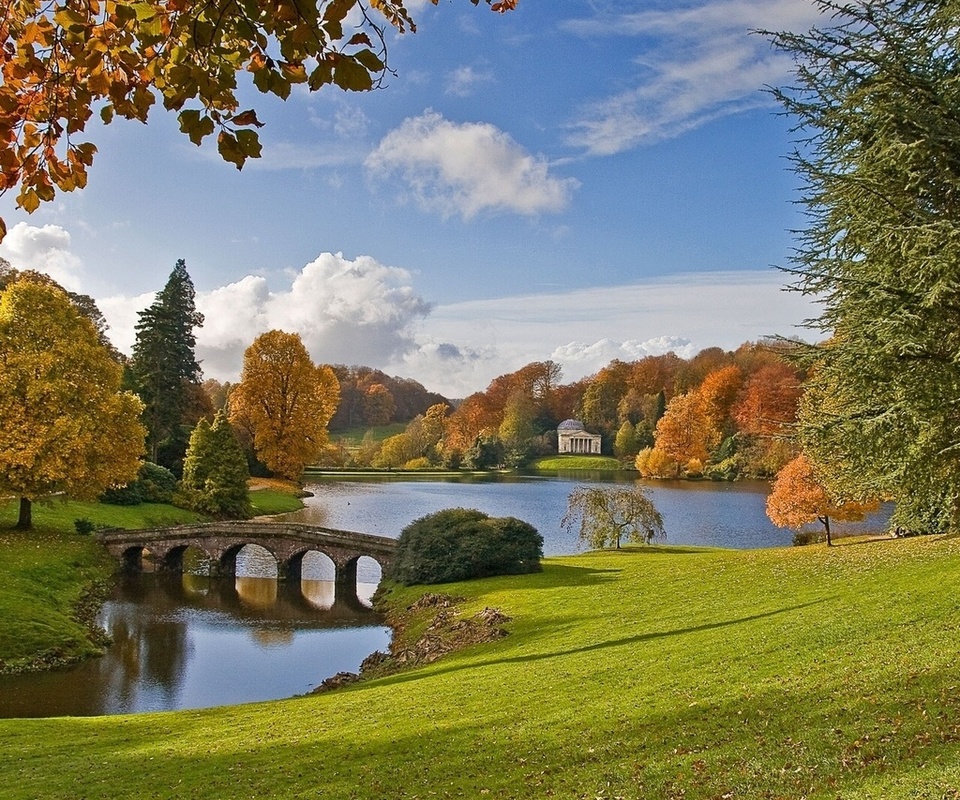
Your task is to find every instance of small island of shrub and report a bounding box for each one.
[390,508,544,585]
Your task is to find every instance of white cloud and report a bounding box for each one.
[99,253,433,382]
[445,66,494,97]
[564,0,823,154]
[94,261,817,399]
[0,222,85,291]
[398,270,819,395]
[366,110,579,218]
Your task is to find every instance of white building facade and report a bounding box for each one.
[557,419,602,455]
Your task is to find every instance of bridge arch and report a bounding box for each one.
[97,521,397,604]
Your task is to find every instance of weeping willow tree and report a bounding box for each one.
[769,0,960,533]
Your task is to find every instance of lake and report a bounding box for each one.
[287,472,887,552]
[0,473,890,718]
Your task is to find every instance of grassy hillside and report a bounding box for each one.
[532,454,623,471]
[3,535,960,798]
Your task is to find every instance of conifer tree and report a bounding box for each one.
[131,260,204,473]
[770,1,960,532]
[181,412,250,519]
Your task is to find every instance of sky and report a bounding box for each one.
[0,0,829,398]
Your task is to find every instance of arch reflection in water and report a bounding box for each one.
[0,571,390,718]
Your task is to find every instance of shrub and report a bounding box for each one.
[390,508,543,586]
[792,530,823,547]
[74,518,96,535]
[402,457,433,470]
[99,461,177,506]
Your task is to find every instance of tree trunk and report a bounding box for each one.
[821,515,832,547]
[16,497,32,530]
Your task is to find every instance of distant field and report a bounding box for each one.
[531,454,623,471]
[329,423,407,448]
[4,533,960,797]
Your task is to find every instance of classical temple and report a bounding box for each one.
[557,419,602,454]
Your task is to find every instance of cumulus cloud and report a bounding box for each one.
[564,0,823,154]
[0,222,85,291]
[552,337,698,377]
[408,270,819,393]
[98,253,432,381]
[366,110,579,219]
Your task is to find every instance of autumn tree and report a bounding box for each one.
[654,392,718,465]
[0,275,145,528]
[769,1,960,533]
[562,485,665,549]
[130,260,204,472]
[698,364,743,441]
[229,330,340,479]
[180,411,250,519]
[363,383,395,426]
[766,454,878,546]
[0,1,518,237]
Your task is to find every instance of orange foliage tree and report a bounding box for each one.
[766,454,878,546]
[229,330,339,479]
[734,362,803,436]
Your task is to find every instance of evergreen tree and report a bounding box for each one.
[181,412,250,519]
[769,1,960,532]
[131,260,204,473]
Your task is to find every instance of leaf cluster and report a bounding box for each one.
[0,0,518,237]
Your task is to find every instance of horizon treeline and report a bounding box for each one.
[325,339,806,477]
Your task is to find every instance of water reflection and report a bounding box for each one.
[0,572,389,718]
[286,473,892,553]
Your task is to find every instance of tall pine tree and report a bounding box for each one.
[770,1,960,532]
[131,260,204,473]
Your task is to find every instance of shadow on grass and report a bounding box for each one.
[374,597,835,689]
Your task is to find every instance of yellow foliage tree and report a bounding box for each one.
[654,392,719,464]
[0,275,146,528]
[229,330,340,479]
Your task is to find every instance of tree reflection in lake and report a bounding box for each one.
[0,570,389,718]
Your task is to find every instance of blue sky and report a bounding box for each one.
[0,0,826,397]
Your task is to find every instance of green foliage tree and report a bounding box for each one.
[0,274,146,528]
[769,1,960,532]
[180,412,251,518]
[390,508,543,585]
[562,485,665,549]
[614,420,640,461]
[130,260,204,472]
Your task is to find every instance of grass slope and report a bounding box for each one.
[3,536,960,798]
[532,455,622,471]
[0,529,114,673]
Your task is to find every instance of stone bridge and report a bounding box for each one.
[96,522,397,599]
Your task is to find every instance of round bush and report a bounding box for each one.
[390,508,543,586]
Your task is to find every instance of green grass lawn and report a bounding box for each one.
[0,497,205,532]
[248,488,305,516]
[0,527,114,673]
[3,535,960,798]
[532,454,623,470]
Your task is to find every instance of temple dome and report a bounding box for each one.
[557,419,586,431]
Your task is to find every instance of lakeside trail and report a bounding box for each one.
[2,534,960,798]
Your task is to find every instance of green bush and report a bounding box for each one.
[99,461,177,506]
[390,508,543,586]
[73,518,96,535]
